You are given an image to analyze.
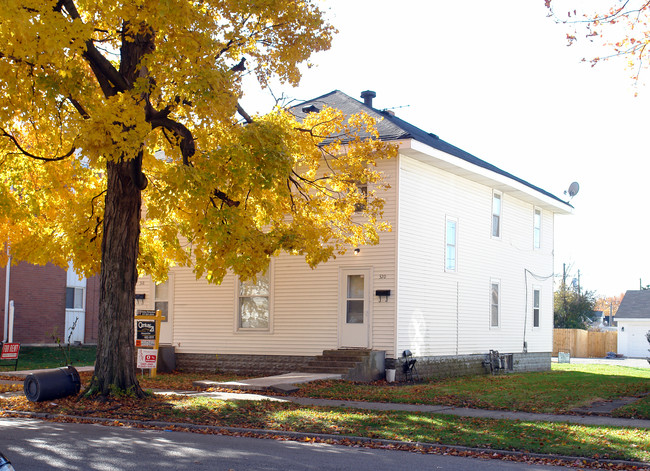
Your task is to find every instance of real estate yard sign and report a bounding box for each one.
[134,310,161,377]
[0,342,20,371]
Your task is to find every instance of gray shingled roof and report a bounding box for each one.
[291,90,569,206]
[615,290,650,319]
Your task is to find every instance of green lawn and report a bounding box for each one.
[2,358,649,462]
[295,363,650,416]
[0,345,96,372]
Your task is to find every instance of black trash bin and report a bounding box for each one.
[23,366,81,402]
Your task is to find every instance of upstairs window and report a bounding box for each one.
[445,217,457,272]
[533,208,541,249]
[354,183,368,212]
[238,270,271,330]
[492,191,502,238]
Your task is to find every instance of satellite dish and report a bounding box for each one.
[564,181,580,199]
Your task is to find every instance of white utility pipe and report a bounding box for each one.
[7,300,14,343]
[3,249,10,343]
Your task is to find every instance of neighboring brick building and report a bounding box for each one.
[0,261,99,345]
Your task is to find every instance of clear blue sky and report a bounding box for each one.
[241,0,650,297]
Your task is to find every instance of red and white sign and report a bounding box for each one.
[0,343,20,360]
[136,349,158,369]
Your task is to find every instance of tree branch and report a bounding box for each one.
[1,128,75,162]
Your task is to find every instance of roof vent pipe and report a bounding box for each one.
[360,90,376,107]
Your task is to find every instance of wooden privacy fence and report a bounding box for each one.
[553,329,617,358]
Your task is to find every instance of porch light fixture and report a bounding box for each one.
[353,248,361,256]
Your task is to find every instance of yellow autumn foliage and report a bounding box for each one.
[0,0,396,284]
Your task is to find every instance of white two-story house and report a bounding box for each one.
[136,90,573,380]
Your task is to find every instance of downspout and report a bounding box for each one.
[3,246,10,343]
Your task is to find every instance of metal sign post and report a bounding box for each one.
[135,309,162,377]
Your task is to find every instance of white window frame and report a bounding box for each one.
[445,216,458,272]
[533,208,541,249]
[532,286,541,328]
[65,286,85,310]
[154,280,170,323]
[491,191,502,239]
[490,279,500,328]
[235,265,273,333]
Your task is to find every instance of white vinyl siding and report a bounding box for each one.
[397,155,555,356]
[162,158,398,356]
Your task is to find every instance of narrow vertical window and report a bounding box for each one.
[533,208,541,249]
[445,217,457,272]
[346,274,365,324]
[492,192,501,238]
[490,280,500,327]
[155,280,169,322]
[533,288,541,328]
[238,270,270,329]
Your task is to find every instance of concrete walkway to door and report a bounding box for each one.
[194,372,343,393]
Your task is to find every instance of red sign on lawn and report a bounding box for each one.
[0,343,20,360]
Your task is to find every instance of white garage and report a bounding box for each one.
[616,290,650,358]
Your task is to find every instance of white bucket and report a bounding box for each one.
[386,368,396,383]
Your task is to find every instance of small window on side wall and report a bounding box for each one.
[533,208,541,249]
[445,217,457,272]
[533,287,541,327]
[490,280,500,327]
[492,191,502,238]
[238,270,271,330]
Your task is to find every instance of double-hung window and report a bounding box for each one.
[490,280,500,327]
[65,287,84,310]
[533,287,541,328]
[533,208,541,249]
[445,217,457,272]
[238,270,271,330]
[492,191,502,238]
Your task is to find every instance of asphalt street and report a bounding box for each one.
[0,417,571,470]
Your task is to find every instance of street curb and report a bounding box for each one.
[1,409,648,470]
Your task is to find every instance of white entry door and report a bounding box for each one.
[339,268,371,348]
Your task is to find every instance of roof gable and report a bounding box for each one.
[291,90,571,211]
[615,290,650,319]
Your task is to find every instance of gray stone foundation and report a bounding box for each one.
[393,351,551,382]
[176,353,316,376]
[176,351,551,380]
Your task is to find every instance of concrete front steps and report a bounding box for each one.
[302,349,385,382]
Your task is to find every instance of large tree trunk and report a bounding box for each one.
[90,157,144,397]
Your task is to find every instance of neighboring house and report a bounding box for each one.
[615,290,650,358]
[135,89,573,379]
[589,311,617,331]
[0,261,99,345]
